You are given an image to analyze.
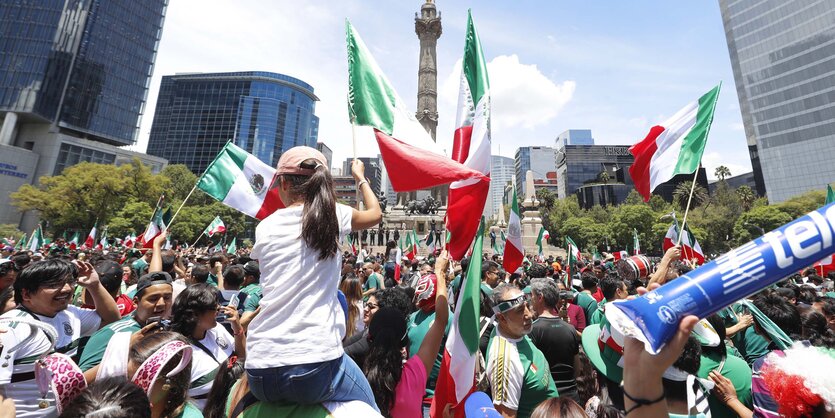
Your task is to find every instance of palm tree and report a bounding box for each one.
[736,185,756,210]
[673,180,709,210]
[598,171,610,184]
[714,165,731,182]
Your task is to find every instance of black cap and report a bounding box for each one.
[135,271,173,297]
[243,261,260,276]
[95,260,122,284]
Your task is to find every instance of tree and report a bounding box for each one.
[736,185,756,211]
[776,190,824,219]
[598,171,610,184]
[561,217,609,252]
[0,224,24,241]
[714,165,731,182]
[160,164,209,205]
[608,204,656,253]
[673,180,708,210]
[733,205,792,244]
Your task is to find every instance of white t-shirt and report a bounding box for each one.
[0,306,102,418]
[247,203,353,368]
[189,322,235,409]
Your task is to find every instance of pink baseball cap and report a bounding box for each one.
[276,146,328,176]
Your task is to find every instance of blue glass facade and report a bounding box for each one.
[146,72,319,174]
[0,0,167,145]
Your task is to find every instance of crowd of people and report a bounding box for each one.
[1,146,835,418]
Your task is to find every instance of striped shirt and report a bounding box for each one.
[751,350,781,418]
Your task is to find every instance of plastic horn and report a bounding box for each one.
[606,202,835,354]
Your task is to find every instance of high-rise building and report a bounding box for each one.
[719,0,835,202]
[556,145,634,199]
[317,142,333,171]
[343,157,382,195]
[485,156,515,219]
[0,1,168,229]
[556,129,595,149]
[515,146,558,197]
[146,71,319,175]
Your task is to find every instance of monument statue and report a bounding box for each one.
[406,195,439,215]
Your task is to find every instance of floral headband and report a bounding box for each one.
[131,341,193,395]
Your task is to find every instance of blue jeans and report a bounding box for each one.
[246,353,379,412]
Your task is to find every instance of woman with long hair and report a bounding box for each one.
[171,283,244,409]
[60,377,152,418]
[340,274,364,339]
[246,147,382,408]
[364,251,449,417]
[531,397,589,418]
[203,356,245,418]
[127,331,200,418]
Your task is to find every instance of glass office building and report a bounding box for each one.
[556,145,635,199]
[486,155,515,218]
[719,0,835,202]
[147,72,320,175]
[515,146,557,198]
[0,0,167,145]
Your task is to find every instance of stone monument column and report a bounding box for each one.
[521,170,544,251]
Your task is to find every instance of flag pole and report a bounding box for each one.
[351,123,363,255]
[190,231,205,249]
[166,182,199,229]
[676,166,701,246]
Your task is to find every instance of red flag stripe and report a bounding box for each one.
[628,125,665,202]
[375,130,487,192]
[451,126,474,163]
[447,180,490,260]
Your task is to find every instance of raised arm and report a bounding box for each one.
[149,231,167,273]
[648,245,680,287]
[74,261,120,326]
[350,159,383,231]
[416,250,450,375]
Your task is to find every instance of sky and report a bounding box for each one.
[134,0,753,181]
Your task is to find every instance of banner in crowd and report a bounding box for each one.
[503,186,523,272]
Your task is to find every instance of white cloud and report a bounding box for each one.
[729,122,744,131]
[439,54,575,152]
[701,151,749,181]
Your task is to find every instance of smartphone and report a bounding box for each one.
[144,316,171,331]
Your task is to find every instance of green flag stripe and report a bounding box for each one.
[346,20,397,133]
[197,142,247,202]
[673,84,721,175]
[460,218,485,354]
[463,10,489,106]
[826,184,835,205]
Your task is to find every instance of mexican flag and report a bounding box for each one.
[827,184,835,205]
[226,237,237,254]
[662,219,705,265]
[431,218,485,418]
[403,230,418,261]
[536,227,549,256]
[28,226,43,252]
[123,233,136,249]
[566,236,581,269]
[197,141,284,220]
[68,231,81,250]
[629,84,721,201]
[346,21,486,198]
[633,228,640,255]
[162,236,172,250]
[141,205,171,249]
[680,225,705,265]
[424,230,436,253]
[447,11,492,261]
[204,216,226,237]
[347,234,357,255]
[592,249,603,262]
[84,223,97,249]
[96,227,108,250]
[502,187,524,273]
[613,250,629,260]
[14,233,27,251]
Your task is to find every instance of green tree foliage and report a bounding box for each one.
[736,185,756,211]
[11,160,252,244]
[775,190,824,219]
[0,224,24,240]
[733,205,793,244]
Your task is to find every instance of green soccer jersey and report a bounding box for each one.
[78,315,141,371]
[486,331,559,418]
[407,308,452,400]
[240,284,262,313]
[574,292,598,326]
[697,351,753,418]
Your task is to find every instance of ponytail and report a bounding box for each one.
[284,161,339,260]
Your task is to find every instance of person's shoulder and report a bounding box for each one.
[180,401,204,418]
[65,304,96,317]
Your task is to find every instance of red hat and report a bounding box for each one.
[276,146,328,176]
[414,273,437,313]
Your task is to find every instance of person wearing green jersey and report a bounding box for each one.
[486,283,558,418]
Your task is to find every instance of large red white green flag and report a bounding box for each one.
[68,231,81,250]
[432,218,485,418]
[197,141,284,220]
[83,223,97,249]
[447,11,492,261]
[346,21,486,195]
[629,84,721,201]
[502,187,524,273]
